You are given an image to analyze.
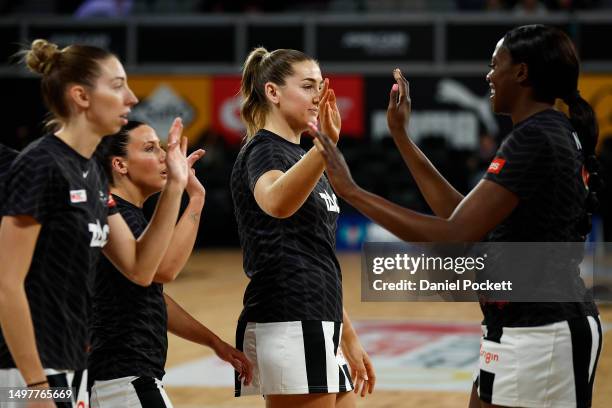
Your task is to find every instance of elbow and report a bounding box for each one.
[153,270,176,284]
[129,273,154,287]
[265,203,296,219]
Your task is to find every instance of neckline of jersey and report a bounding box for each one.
[513,108,561,129]
[48,133,92,164]
[256,129,302,146]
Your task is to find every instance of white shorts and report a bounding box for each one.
[235,321,354,396]
[0,368,88,408]
[90,376,173,408]
[474,315,603,408]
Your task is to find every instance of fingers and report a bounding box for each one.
[319,78,330,103]
[389,83,399,110]
[307,121,334,151]
[167,117,183,147]
[187,149,206,167]
[180,136,188,156]
[394,68,410,104]
[364,355,376,394]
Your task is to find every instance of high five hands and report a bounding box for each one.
[308,69,412,196]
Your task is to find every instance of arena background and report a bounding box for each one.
[1,1,612,406]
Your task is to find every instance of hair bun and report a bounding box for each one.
[25,39,61,75]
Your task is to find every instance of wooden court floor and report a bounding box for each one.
[163,250,612,408]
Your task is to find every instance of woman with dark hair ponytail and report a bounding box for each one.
[309,25,602,408]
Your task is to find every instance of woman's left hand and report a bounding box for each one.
[307,122,358,198]
[213,339,253,386]
[341,335,376,397]
[185,150,206,200]
[318,78,341,143]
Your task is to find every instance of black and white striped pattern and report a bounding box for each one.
[475,315,602,408]
[0,368,88,408]
[90,376,173,408]
[235,321,353,396]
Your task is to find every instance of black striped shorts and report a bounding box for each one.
[235,321,354,396]
[474,315,603,408]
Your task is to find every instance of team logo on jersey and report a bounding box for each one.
[319,191,340,213]
[89,219,110,247]
[70,189,87,203]
[487,158,506,175]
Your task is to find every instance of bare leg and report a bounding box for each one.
[266,393,337,408]
[335,391,356,408]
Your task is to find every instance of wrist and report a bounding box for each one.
[26,379,48,388]
[187,194,205,208]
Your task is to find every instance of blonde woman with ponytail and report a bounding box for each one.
[0,39,190,408]
[230,47,375,408]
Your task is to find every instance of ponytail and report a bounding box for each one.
[563,92,602,238]
[240,47,269,140]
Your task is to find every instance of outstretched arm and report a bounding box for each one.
[254,80,342,219]
[387,69,464,218]
[309,125,518,242]
[164,293,253,385]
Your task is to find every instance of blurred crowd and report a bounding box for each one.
[1,0,611,16]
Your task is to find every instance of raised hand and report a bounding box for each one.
[387,68,412,135]
[185,149,206,200]
[307,122,357,198]
[164,117,189,189]
[318,78,341,143]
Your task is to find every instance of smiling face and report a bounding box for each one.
[486,38,521,115]
[273,60,324,132]
[85,56,139,135]
[122,125,167,196]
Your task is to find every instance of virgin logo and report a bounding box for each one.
[480,346,499,364]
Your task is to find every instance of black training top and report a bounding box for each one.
[0,134,116,370]
[0,144,18,204]
[483,109,598,327]
[231,129,343,323]
[89,194,168,382]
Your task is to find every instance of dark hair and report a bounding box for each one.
[95,120,145,186]
[502,25,601,237]
[22,39,116,131]
[240,47,314,140]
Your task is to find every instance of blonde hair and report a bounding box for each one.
[240,47,314,141]
[22,39,115,131]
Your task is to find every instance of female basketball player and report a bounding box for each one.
[0,39,191,407]
[309,25,602,408]
[88,121,252,407]
[230,48,375,408]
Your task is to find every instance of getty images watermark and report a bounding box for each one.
[361,242,609,302]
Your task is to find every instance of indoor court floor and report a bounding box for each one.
[162,250,612,408]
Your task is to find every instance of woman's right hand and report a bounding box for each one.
[387,68,412,137]
[164,117,189,189]
[318,78,342,144]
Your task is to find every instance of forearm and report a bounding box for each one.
[154,196,204,283]
[342,185,459,242]
[131,181,184,281]
[0,287,46,384]
[392,130,463,217]
[341,307,358,344]
[165,293,220,349]
[266,146,326,218]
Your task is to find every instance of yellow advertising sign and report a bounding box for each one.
[579,75,612,151]
[127,76,211,146]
